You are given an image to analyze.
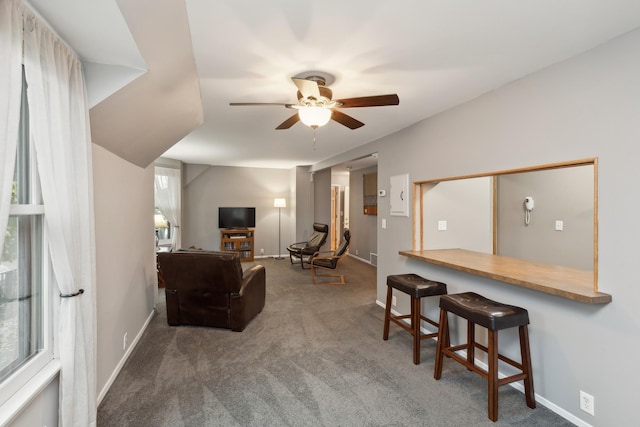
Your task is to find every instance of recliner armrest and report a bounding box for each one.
[287,242,307,251]
[230,264,266,331]
[238,265,265,295]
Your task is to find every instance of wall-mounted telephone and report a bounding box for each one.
[524,196,534,226]
[524,196,534,212]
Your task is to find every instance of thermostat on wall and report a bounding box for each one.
[378,189,386,197]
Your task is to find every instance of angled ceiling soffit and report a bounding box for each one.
[89,0,203,168]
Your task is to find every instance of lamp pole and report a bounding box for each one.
[274,198,286,259]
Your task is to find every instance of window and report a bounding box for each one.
[0,69,50,407]
[155,208,171,243]
[154,166,181,249]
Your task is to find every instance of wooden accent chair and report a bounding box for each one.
[287,222,329,269]
[310,229,351,285]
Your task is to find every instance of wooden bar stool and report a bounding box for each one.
[383,274,447,365]
[434,292,535,422]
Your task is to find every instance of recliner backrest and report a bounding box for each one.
[306,222,329,249]
[334,229,351,257]
[159,250,243,294]
[320,229,351,269]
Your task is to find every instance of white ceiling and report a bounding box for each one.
[27,0,640,169]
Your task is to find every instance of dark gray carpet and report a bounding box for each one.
[97,256,573,426]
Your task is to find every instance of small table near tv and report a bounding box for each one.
[220,228,254,262]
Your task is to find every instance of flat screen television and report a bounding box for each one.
[218,207,256,229]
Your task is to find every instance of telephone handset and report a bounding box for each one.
[524,196,534,225]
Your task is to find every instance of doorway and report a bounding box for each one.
[331,185,340,250]
[330,154,378,263]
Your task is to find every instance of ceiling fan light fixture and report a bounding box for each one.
[298,106,332,128]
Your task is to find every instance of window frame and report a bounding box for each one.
[0,67,55,421]
[0,204,53,407]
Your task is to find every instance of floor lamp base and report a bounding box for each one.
[274,256,285,260]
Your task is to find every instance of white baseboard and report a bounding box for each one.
[375,300,592,427]
[96,308,156,405]
[348,253,373,265]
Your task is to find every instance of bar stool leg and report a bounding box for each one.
[488,330,499,422]
[434,308,448,379]
[383,286,392,340]
[467,320,475,369]
[412,296,421,365]
[519,325,536,409]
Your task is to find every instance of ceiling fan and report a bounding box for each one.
[229,74,399,130]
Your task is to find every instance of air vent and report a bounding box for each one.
[370,253,378,266]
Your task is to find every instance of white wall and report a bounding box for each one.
[294,166,313,242]
[8,378,58,427]
[312,168,332,229]
[369,29,640,427]
[92,145,157,401]
[423,177,493,253]
[497,165,594,269]
[182,164,291,257]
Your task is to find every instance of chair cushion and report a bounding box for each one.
[306,231,326,249]
[334,229,351,256]
[439,292,529,331]
[312,258,337,269]
[387,274,447,298]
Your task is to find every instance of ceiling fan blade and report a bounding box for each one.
[331,110,365,129]
[335,94,399,108]
[230,102,295,107]
[276,114,300,130]
[292,78,320,100]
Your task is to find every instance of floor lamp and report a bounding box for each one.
[274,198,286,259]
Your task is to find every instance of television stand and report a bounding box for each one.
[220,228,254,262]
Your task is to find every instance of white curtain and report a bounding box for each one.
[0,0,23,256]
[22,6,97,427]
[154,166,181,249]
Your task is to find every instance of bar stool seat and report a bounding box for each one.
[434,292,535,422]
[383,274,447,365]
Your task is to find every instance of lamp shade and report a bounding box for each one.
[155,214,168,229]
[274,198,286,208]
[298,106,331,128]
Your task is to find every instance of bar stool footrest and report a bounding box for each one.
[389,314,439,339]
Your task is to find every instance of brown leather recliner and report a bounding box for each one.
[157,250,265,331]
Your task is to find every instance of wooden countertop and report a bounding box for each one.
[399,249,611,304]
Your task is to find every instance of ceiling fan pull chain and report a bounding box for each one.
[313,128,317,150]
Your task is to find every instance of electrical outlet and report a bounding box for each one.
[392,296,397,306]
[438,220,447,231]
[123,333,127,351]
[580,390,594,416]
[355,249,359,255]
[260,248,264,255]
